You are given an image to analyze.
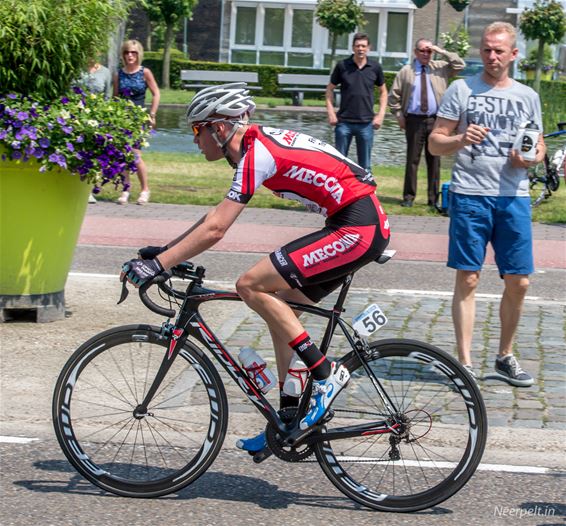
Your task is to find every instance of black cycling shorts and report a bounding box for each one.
[270,194,390,302]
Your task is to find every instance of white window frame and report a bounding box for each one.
[229,2,413,69]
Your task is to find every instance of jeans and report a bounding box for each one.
[334,121,374,172]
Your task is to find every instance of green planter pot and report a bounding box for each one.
[0,159,90,321]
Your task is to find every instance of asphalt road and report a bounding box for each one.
[1,248,564,525]
[1,439,564,526]
[72,244,565,302]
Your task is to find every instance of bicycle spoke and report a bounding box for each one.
[54,332,227,495]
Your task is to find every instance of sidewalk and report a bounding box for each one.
[81,201,566,269]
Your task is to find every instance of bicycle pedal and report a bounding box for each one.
[252,446,273,464]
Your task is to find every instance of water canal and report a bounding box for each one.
[149,106,409,167]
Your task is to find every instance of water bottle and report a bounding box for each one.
[282,353,309,397]
[238,347,277,394]
[513,121,540,162]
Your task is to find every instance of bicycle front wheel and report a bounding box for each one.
[315,339,487,512]
[53,324,228,497]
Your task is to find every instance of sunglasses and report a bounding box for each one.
[191,122,210,137]
[417,49,432,53]
[123,50,138,56]
[191,118,229,137]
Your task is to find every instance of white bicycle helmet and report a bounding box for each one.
[186,82,256,125]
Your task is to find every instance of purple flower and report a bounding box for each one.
[17,111,29,121]
[12,150,22,159]
[7,94,18,99]
[57,116,66,125]
[72,86,84,95]
[76,134,84,143]
[62,125,73,135]
[32,148,44,159]
[61,97,70,104]
[38,137,50,148]
[48,152,67,168]
[39,165,47,172]
[66,142,74,152]
[11,140,21,149]
[0,130,7,140]
[27,127,37,140]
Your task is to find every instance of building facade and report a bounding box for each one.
[185,0,464,70]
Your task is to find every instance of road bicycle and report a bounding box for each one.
[53,254,487,512]
[529,122,566,207]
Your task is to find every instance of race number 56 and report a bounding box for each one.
[353,304,388,337]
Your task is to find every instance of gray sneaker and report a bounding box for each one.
[493,355,534,387]
[463,364,479,387]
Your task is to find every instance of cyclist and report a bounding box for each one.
[122,83,390,453]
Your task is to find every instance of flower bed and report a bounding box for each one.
[0,88,152,194]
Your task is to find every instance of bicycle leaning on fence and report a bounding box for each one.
[529,122,566,207]
[52,254,487,512]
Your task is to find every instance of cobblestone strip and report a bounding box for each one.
[204,290,565,431]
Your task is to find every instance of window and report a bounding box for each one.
[264,8,284,46]
[292,10,313,48]
[232,50,256,64]
[328,32,349,50]
[235,6,256,45]
[364,13,379,48]
[386,12,408,53]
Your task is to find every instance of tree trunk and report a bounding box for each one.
[533,39,545,93]
[330,32,338,71]
[161,22,175,89]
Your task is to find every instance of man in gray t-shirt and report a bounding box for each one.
[429,22,545,388]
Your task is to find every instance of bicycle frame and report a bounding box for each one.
[134,269,402,446]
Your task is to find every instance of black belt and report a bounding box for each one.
[406,113,436,118]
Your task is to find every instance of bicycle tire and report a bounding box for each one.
[315,338,487,512]
[53,324,228,497]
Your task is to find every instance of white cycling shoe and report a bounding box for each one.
[299,362,350,430]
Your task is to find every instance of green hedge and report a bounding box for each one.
[143,53,397,97]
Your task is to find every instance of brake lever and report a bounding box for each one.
[117,275,129,305]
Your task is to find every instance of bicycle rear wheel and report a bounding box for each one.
[53,324,228,497]
[315,339,487,512]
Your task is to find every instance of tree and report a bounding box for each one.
[315,0,365,70]
[519,0,566,92]
[143,0,198,88]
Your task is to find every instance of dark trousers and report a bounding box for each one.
[403,114,440,205]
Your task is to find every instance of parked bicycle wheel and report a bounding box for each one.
[53,325,228,497]
[315,339,487,512]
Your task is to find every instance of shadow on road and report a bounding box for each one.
[15,458,453,515]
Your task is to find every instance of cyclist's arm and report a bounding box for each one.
[157,198,246,270]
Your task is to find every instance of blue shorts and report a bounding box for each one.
[447,193,533,275]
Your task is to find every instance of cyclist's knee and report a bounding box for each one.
[235,272,257,301]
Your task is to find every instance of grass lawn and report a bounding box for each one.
[95,151,566,224]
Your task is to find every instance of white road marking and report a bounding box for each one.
[0,434,559,474]
[67,272,563,305]
[0,436,39,444]
[327,457,556,474]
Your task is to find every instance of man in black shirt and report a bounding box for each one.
[326,32,388,174]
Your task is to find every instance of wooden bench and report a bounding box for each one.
[277,73,340,106]
[180,70,261,91]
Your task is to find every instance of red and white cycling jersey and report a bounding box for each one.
[227,125,377,217]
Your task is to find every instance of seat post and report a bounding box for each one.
[319,273,354,355]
